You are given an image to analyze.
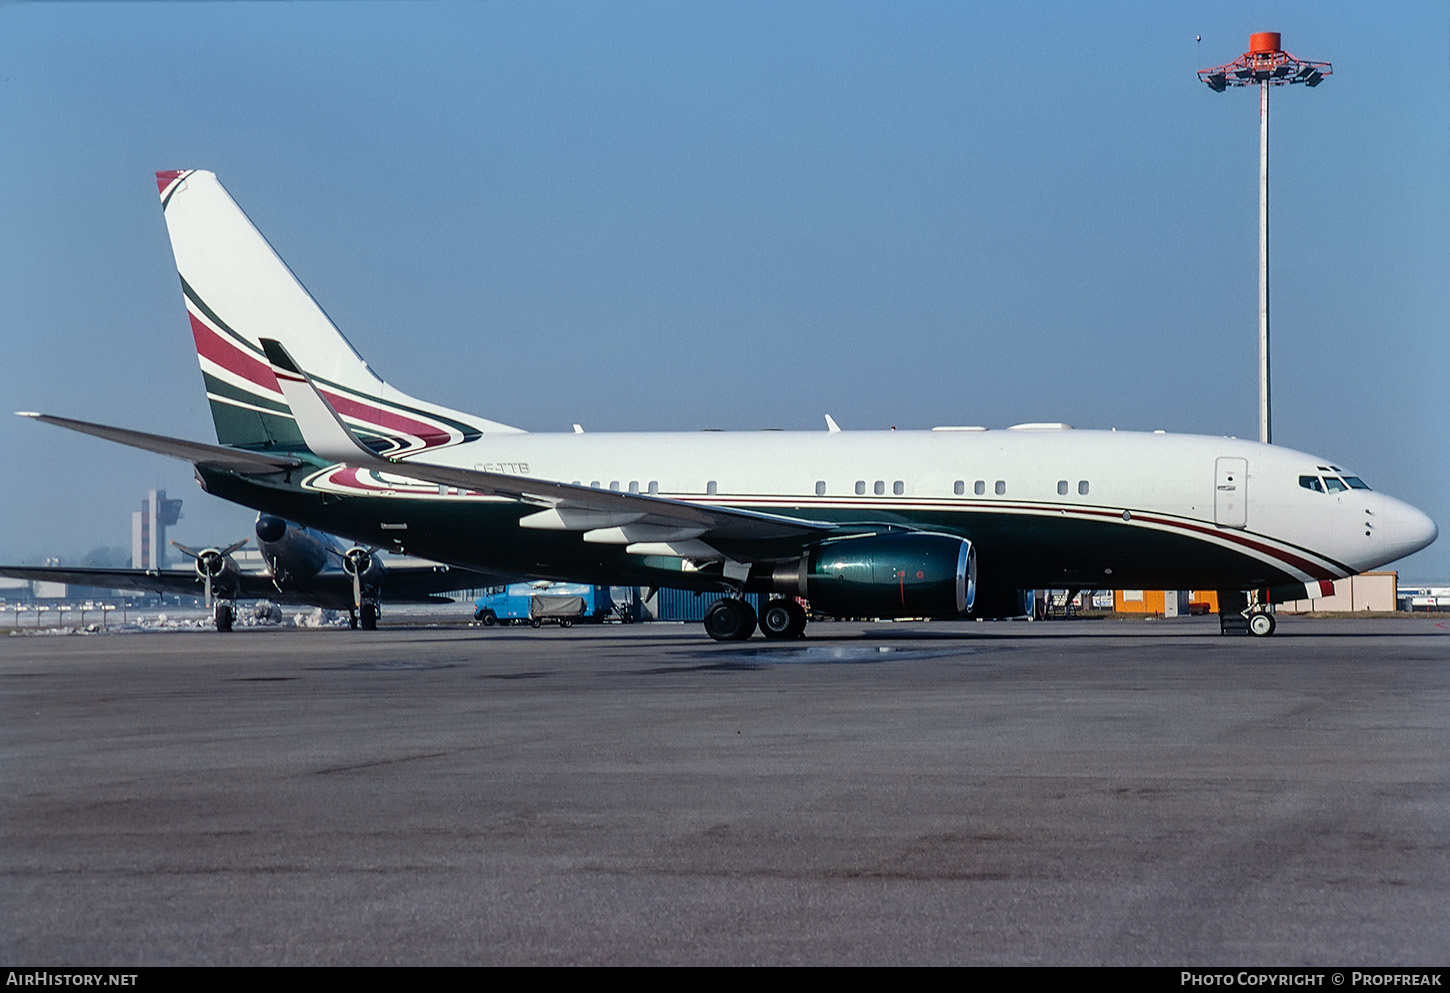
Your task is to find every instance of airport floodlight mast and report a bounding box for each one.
[1199,32,1331,445]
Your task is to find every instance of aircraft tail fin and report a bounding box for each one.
[155,170,522,455]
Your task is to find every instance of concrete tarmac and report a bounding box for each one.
[3,615,1448,966]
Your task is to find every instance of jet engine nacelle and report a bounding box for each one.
[772,532,976,619]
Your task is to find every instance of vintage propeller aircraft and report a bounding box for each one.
[0,514,497,631]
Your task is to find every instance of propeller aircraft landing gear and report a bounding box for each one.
[360,602,378,630]
[214,602,233,633]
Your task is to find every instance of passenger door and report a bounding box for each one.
[1214,457,1248,528]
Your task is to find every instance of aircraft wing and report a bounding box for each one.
[260,339,838,549]
[0,564,321,600]
[0,565,206,596]
[269,565,506,605]
[0,563,491,605]
[15,412,305,474]
[379,564,510,601]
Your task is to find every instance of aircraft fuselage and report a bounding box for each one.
[196,426,1435,600]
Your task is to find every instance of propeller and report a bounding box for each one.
[342,546,375,612]
[171,539,247,607]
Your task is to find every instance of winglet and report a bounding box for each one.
[825,414,841,434]
[259,338,381,465]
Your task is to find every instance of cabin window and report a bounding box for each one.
[1057,480,1069,496]
[995,480,1006,496]
[609,481,621,491]
[1078,480,1089,496]
[874,480,885,496]
[590,480,600,489]
[954,480,965,496]
[648,481,659,495]
[855,480,866,496]
[974,480,985,496]
[628,481,639,494]
[1299,475,1324,493]
[706,481,717,496]
[815,480,826,497]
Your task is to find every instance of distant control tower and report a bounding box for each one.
[1199,32,1332,445]
[131,489,183,570]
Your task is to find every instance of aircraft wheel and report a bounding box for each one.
[480,611,497,627]
[704,598,757,642]
[1248,612,1276,637]
[530,617,542,629]
[360,602,378,630]
[214,603,233,633]
[760,599,807,639]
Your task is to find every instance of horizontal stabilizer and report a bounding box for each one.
[258,339,372,464]
[16,412,304,474]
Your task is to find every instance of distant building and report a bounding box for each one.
[1114,590,1218,616]
[1276,572,1397,613]
[131,489,183,570]
[31,557,68,600]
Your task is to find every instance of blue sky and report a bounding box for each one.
[2,1,1446,581]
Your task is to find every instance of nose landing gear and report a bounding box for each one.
[1218,589,1277,636]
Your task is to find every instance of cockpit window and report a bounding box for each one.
[1343,476,1371,490]
[1299,475,1324,493]
[1323,477,1348,493]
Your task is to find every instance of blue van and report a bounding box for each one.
[473,583,615,628]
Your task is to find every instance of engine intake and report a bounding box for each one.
[772,532,975,619]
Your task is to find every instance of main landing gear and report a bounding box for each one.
[759,598,808,640]
[704,597,808,642]
[348,602,380,630]
[704,597,756,641]
[214,601,233,633]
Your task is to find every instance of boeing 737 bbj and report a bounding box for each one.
[0,515,498,631]
[16,170,1438,639]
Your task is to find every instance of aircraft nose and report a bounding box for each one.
[1381,498,1438,563]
